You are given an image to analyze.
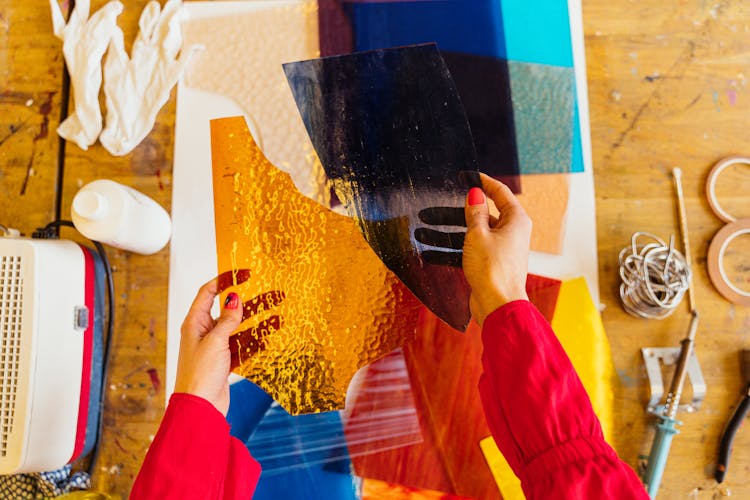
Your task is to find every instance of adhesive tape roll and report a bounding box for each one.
[707,218,750,306]
[705,156,750,223]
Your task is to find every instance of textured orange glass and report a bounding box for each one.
[211,116,422,415]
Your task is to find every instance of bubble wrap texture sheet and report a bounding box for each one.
[183,1,329,205]
[211,116,422,415]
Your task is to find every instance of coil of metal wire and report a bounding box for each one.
[618,232,691,319]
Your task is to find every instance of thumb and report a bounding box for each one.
[465,187,489,231]
[211,292,243,339]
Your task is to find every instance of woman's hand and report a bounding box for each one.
[462,173,532,325]
[174,279,243,415]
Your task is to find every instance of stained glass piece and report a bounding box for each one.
[211,116,422,414]
[183,1,330,205]
[318,0,583,176]
[318,0,521,190]
[284,44,477,331]
[509,61,575,175]
[350,274,562,498]
[248,404,359,499]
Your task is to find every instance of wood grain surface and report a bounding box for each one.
[586,0,750,497]
[1,0,750,498]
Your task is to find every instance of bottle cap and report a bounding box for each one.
[73,190,109,221]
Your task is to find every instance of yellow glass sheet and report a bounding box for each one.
[480,277,616,499]
[361,478,472,499]
[211,116,421,415]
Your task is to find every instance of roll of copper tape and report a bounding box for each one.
[707,218,750,306]
[705,156,750,223]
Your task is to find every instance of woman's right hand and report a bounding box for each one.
[462,173,532,326]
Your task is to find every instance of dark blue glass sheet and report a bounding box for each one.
[317,0,582,176]
[319,0,520,191]
[284,44,477,331]
[318,0,507,59]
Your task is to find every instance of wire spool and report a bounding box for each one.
[619,232,691,319]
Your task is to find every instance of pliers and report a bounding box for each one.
[715,349,750,483]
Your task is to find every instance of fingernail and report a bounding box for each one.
[468,187,485,206]
[224,292,239,310]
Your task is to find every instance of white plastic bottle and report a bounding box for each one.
[71,180,172,255]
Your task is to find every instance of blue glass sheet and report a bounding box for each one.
[342,0,507,59]
[248,404,358,499]
[227,379,273,442]
[319,0,521,190]
[317,0,584,174]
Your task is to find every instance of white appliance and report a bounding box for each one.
[0,236,100,474]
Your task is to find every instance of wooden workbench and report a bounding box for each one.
[1,0,750,497]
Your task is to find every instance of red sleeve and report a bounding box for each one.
[130,393,261,500]
[478,301,648,499]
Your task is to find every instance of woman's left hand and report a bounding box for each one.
[174,279,243,415]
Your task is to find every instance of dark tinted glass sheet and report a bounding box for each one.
[283,44,478,331]
[329,0,507,57]
[318,0,521,191]
[318,0,581,176]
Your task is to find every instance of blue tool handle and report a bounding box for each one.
[716,389,750,483]
[642,417,680,498]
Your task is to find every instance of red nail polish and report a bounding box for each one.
[468,187,485,206]
[224,292,239,310]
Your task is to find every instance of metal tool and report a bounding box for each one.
[641,346,705,416]
[642,312,700,497]
[715,349,750,483]
[641,168,702,498]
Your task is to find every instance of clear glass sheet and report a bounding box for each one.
[246,350,421,476]
[342,349,423,458]
[284,44,478,331]
[248,407,360,500]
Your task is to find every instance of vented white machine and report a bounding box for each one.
[0,235,103,474]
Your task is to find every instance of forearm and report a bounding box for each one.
[479,301,647,498]
[130,393,260,500]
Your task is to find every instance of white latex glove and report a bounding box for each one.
[100,0,200,156]
[50,0,123,150]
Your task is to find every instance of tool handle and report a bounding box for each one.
[715,389,750,483]
[643,417,679,498]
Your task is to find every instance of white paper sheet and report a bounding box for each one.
[166,0,598,398]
